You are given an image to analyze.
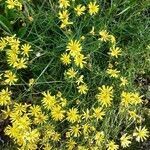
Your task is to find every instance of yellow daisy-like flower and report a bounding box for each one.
[42,91,56,110]
[74,53,86,68]
[106,68,120,78]
[133,126,149,142]
[120,77,128,86]
[51,105,65,121]
[128,110,139,121]
[67,108,79,123]
[4,70,18,85]
[76,75,84,85]
[88,2,99,15]
[29,105,41,116]
[95,131,105,145]
[21,43,32,56]
[6,0,16,9]
[59,0,70,8]
[67,40,82,56]
[77,83,88,94]
[121,91,132,107]
[96,85,113,107]
[82,109,90,121]
[0,88,12,106]
[60,19,73,28]
[7,53,18,68]
[74,5,86,16]
[34,112,48,125]
[66,139,76,150]
[131,92,143,105]
[69,124,81,137]
[0,38,7,50]
[59,10,69,20]
[66,67,77,78]
[93,107,105,121]
[60,53,71,65]
[108,46,121,58]
[6,0,22,10]
[99,30,110,42]
[15,58,27,69]
[1,106,11,119]
[107,140,119,150]
[120,133,132,148]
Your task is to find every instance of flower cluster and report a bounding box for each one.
[0,1,149,150]
[0,35,32,86]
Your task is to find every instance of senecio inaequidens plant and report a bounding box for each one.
[0,0,149,150]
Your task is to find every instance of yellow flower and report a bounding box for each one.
[93,107,105,121]
[74,5,86,16]
[66,67,77,78]
[66,139,76,150]
[108,47,121,58]
[7,51,18,67]
[74,53,86,68]
[133,126,149,142]
[51,105,65,121]
[0,38,7,50]
[13,103,28,115]
[99,30,110,42]
[121,91,132,107]
[42,91,56,110]
[0,88,11,106]
[60,53,71,65]
[82,123,92,135]
[21,43,32,56]
[82,109,91,121]
[67,108,79,123]
[121,91,141,107]
[107,140,119,150]
[6,0,16,9]
[59,10,69,20]
[69,124,81,137]
[6,0,22,10]
[77,83,88,94]
[59,0,70,8]
[120,134,132,148]
[96,85,113,107]
[24,129,40,143]
[1,106,11,119]
[106,68,120,78]
[88,2,99,15]
[67,40,82,56]
[52,132,61,142]
[132,92,143,105]
[95,131,105,145]
[109,35,116,44]
[15,58,27,69]
[5,124,21,139]
[60,19,73,28]
[128,110,139,121]
[4,70,18,85]
[120,77,128,86]
[34,112,48,125]
[76,75,84,85]
[29,105,41,116]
